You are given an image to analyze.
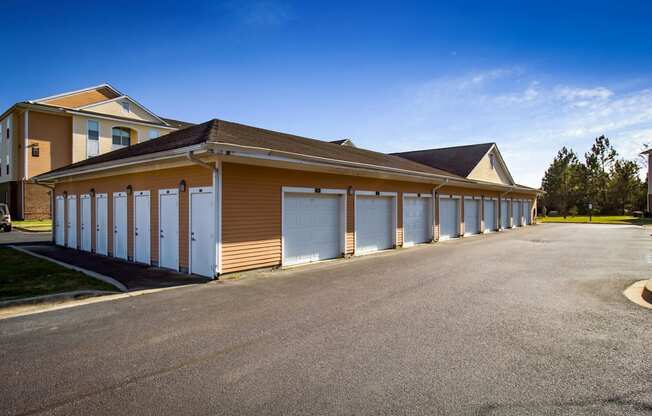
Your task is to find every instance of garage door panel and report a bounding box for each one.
[500,200,509,229]
[404,196,431,246]
[483,199,496,232]
[439,197,459,240]
[513,201,522,227]
[464,199,480,235]
[284,193,342,266]
[356,195,394,254]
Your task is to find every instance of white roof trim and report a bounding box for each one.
[76,95,168,126]
[29,83,122,104]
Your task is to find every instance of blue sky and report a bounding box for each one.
[2,1,652,186]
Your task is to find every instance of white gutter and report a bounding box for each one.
[35,144,206,181]
[433,179,448,193]
[210,142,468,185]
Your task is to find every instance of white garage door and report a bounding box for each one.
[523,201,531,225]
[500,200,509,229]
[403,194,432,246]
[284,191,343,266]
[439,196,459,240]
[356,193,394,254]
[483,199,496,232]
[513,200,522,227]
[464,198,480,235]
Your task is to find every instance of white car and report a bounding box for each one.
[0,203,11,232]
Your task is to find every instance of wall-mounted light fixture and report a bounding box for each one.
[126,185,133,195]
[179,179,187,192]
[90,188,96,197]
[347,186,353,196]
[63,191,68,198]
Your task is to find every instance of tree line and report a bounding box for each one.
[540,135,647,216]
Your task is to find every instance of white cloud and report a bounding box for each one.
[357,69,652,187]
[555,86,614,102]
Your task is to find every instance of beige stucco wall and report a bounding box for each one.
[72,115,171,163]
[467,152,512,184]
[82,100,160,123]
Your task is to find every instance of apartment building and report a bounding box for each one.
[0,84,191,219]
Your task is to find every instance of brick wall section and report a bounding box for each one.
[23,181,51,219]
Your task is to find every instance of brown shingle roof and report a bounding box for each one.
[391,143,495,177]
[39,119,464,179]
[161,117,195,129]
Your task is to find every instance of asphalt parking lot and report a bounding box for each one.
[1,224,651,415]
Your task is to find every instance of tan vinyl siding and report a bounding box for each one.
[221,162,435,274]
[55,165,211,269]
[41,87,120,108]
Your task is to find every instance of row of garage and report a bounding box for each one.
[55,180,534,278]
[285,189,532,266]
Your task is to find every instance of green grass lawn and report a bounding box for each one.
[0,247,116,301]
[538,215,652,226]
[11,219,52,232]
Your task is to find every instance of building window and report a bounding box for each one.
[490,153,496,170]
[149,129,159,140]
[87,120,100,157]
[121,101,130,113]
[112,127,131,148]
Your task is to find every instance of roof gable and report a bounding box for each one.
[77,96,164,124]
[467,145,514,185]
[391,143,494,177]
[34,84,122,108]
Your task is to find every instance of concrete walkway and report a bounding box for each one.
[17,244,209,291]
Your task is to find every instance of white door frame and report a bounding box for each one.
[55,195,65,246]
[402,192,433,246]
[189,186,214,277]
[281,186,347,266]
[133,190,151,265]
[66,194,77,248]
[112,191,128,260]
[80,194,91,251]
[354,190,397,255]
[95,193,108,255]
[158,188,179,271]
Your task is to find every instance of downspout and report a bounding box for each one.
[431,179,449,242]
[186,150,220,279]
[33,179,55,242]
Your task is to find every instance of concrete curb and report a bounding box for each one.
[0,284,201,320]
[0,290,116,308]
[9,245,128,292]
[12,227,52,233]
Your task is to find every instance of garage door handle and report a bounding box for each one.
[191,237,196,241]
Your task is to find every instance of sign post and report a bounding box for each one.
[588,203,593,222]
